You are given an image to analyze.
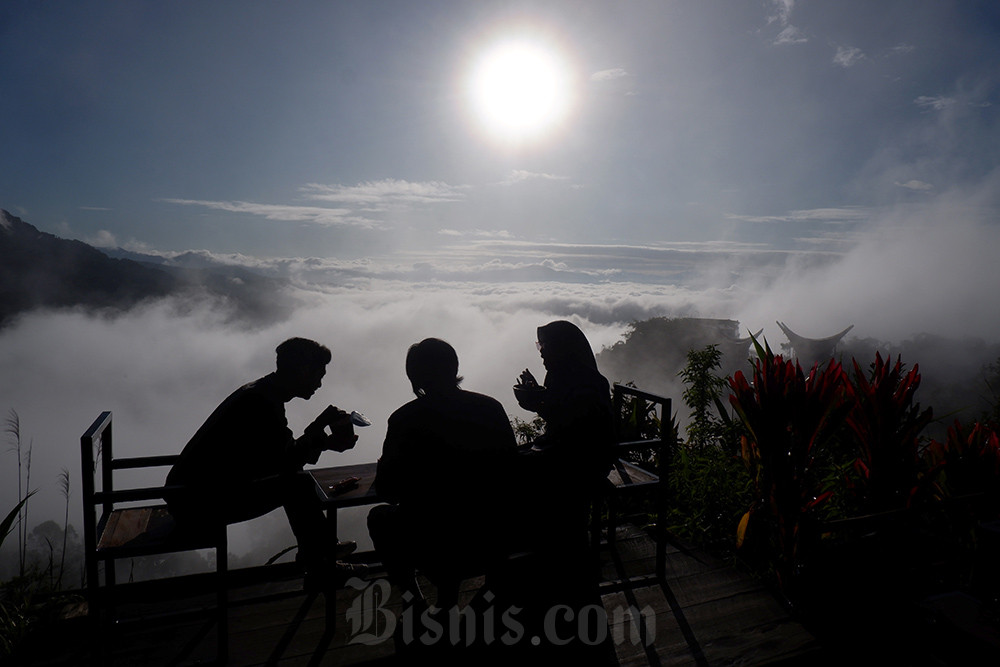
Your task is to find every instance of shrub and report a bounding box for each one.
[728,337,852,598]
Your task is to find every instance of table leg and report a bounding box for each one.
[324,506,338,636]
[326,506,339,542]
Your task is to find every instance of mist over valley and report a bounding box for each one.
[3,205,998,567]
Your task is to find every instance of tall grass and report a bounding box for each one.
[4,410,33,578]
[1,411,79,661]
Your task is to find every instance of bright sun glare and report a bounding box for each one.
[467,38,575,145]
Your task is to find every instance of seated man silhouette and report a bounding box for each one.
[368,338,517,608]
[166,337,364,584]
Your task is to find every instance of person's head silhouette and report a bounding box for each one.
[536,320,598,373]
[274,337,331,400]
[405,338,463,397]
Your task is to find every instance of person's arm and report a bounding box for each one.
[372,414,412,504]
[295,406,358,464]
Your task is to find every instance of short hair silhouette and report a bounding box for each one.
[405,338,463,396]
[275,337,331,372]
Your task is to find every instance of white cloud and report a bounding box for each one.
[894,180,934,192]
[767,0,796,26]
[437,228,514,239]
[732,185,1000,344]
[590,68,629,82]
[85,229,118,248]
[163,180,465,232]
[766,0,806,45]
[727,207,873,224]
[161,198,374,228]
[833,45,866,68]
[300,179,465,208]
[774,25,807,46]
[501,170,569,185]
[915,95,957,112]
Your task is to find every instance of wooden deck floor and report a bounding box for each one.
[14,525,828,666]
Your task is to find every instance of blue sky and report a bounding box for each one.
[4,0,998,263]
[3,2,1000,545]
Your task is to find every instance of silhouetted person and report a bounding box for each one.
[166,337,363,584]
[368,338,517,610]
[512,320,615,646]
[514,320,615,526]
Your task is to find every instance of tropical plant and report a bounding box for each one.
[845,354,934,514]
[925,420,1000,506]
[728,336,852,598]
[664,441,752,554]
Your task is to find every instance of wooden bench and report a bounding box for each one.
[592,384,673,580]
[81,411,229,663]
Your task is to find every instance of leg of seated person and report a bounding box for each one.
[215,473,332,569]
[167,493,227,538]
[368,504,422,599]
[276,472,333,568]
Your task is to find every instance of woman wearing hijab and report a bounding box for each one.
[515,320,616,491]
[513,320,616,587]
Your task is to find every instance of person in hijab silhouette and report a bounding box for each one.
[514,320,616,504]
[510,320,617,655]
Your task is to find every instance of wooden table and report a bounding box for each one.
[308,461,381,542]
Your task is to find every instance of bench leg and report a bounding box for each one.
[216,530,229,663]
[607,495,618,545]
[655,492,667,580]
[590,497,603,551]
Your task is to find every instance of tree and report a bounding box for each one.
[678,345,728,449]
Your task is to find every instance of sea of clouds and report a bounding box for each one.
[3,184,1000,563]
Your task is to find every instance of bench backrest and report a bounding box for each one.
[80,411,183,585]
[611,383,672,476]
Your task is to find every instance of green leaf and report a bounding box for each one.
[736,509,752,549]
[0,491,36,552]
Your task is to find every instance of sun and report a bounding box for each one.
[466,38,576,145]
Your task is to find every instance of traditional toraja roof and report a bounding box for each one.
[776,321,854,364]
[716,327,764,358]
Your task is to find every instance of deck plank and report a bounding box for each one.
[13,525,825,666]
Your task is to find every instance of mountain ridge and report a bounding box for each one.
[0,209,294,328]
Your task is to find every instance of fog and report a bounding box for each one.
[0,285,631,561]
[729,178,1000,344]
[3,191,999,565]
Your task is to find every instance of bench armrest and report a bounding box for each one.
[112,455,181,470]
[94,485,184,504]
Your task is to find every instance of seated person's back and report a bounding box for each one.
[376,383,516,532]
[369,338,517,605]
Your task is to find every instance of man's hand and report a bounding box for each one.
[326,420,358,452]
[305,405,358,452]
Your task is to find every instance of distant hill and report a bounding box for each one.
[597,317,757,395]
[0,209,295,328]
